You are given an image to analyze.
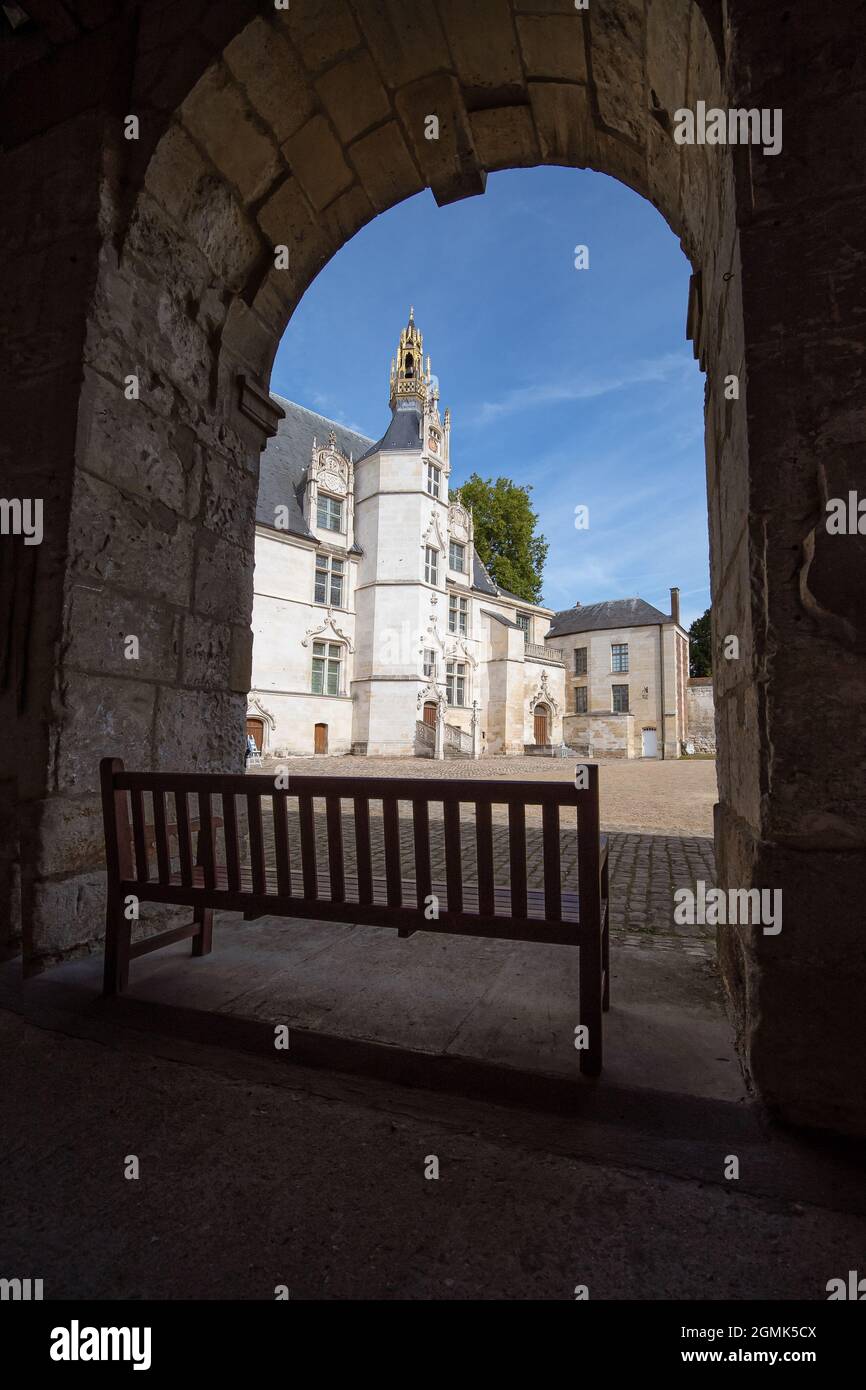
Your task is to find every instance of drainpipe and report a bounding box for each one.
[658,622,666,759]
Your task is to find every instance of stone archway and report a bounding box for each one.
[2,0,864,1135]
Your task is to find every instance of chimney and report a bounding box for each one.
[670,586,680,626]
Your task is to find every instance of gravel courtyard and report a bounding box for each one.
[258,754,718,839]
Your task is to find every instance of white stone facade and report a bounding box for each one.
[248,315,566,759]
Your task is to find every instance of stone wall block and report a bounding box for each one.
[68,471,195,610]
[352,0,451,89]
[395,74,486,206]
[516,11,588,84]
[53,672,158,794]
[180,613,233,690]
[153,688,246,772]
[588,0,645,145]
[66,586,180,685]
[348,121,424,213]
[180,62,283,204]
[469,105,540,172]
[193,532,254,623]
[256,174,331,300]
[275,0,360,75]
[528,82,597,167]
[224,15,316,143]
[280,116,355,212]
[439,0,525,100]
[315,50,392,145]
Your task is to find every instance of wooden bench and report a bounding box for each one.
[100,758,611,1075]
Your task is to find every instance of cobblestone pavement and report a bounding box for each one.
[244,773,717,954]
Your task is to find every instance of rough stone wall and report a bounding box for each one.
[1,0,864,1133]
[686,677,716,752]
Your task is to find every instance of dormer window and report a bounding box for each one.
[426,462,441,498]
[317,494,343,532]
[449,540,465,572]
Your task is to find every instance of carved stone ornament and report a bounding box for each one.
[529,668,560,715]
[246,694,276,730]
[302,608,355,652]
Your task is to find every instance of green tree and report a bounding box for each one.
[457,473,548,604]
[688,607,712,676]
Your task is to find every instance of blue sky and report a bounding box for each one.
[271,166,709,629]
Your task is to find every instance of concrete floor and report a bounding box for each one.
[35,912,743,1104]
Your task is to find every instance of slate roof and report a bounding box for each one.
[356,404,423,461]
[255,395,373,538]
[546,597,673,638]
[482,608,521,629]
[257,397,548,614]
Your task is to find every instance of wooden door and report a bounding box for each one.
[423,702,437,728]
[246,718,264,751]
[533,704,549,745]
[314,723,328,755]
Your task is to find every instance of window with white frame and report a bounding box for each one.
[515,612,530,639]
[448,593,468,635]
[424,546,439,585]
[316,493,343,532]
[612,683,629,713]
[446,660,467,706]
[314,554,345,606]
[611,642,629,673]
[423,649,436,679]
[449,540,465,572]
[311,640,343,695]
[426,462,441,498]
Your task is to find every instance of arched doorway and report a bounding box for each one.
[245,718,264,754]
[533,704,550,747]
[5,1,862,1132]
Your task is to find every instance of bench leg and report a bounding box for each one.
[191,906,213,957]
[579,926,603,1078]
[103,899,131,997]
[601,856,611,1013]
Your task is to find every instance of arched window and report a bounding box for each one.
[405,352,414,377]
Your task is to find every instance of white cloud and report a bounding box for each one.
[468,352,695,426]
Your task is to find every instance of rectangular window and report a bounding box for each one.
[611,642,629,673]
[446,660,466,707]
[574,646,587,675]
[574,686,588,714]
[312,640,342,696]
[314,555,344,607]
[448,594,468,635]
[426,462,441,499]
[317,494,343,532]
[612,684,629,713]
[423,649,436,679]
[515,612,530,639]
[449,540,465,572]
[424,546,438,585]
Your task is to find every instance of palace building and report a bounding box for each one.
[247,312,567,758]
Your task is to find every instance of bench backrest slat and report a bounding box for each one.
[442,800,463,913]
[542,802,562,922]
[475,799,495,917]
[382,797,402,907]
[272,793,292,896]
[508,802,528,919]
[130,788,150,883]
[353,797,373,905]
[152,789,171,885]
[175,790,193,886]
[223,791,241,892]
[247,792,266,895]
[298,793,317,899]
[325,795,345,904]
[199,790,216,890]
[412,798,432,914]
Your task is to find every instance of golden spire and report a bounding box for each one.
[389,308,428,409]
